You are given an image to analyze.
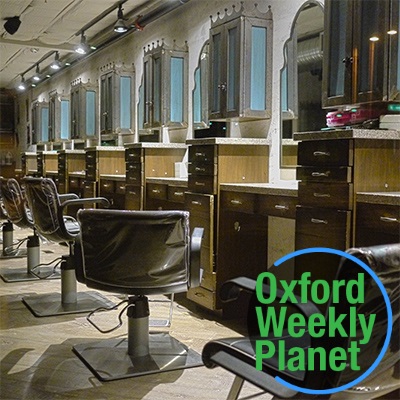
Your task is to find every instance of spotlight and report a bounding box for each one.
[75,33,89,54]
[32,64,41,81]
[114,5,128,33]
[50,52,62,70]
[4,16,21,35]
[18,76,26,91]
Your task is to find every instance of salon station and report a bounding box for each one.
[0,0,399,399]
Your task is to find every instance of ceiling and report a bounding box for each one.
[0,0,189,90]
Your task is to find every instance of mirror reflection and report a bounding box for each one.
[280,1,324,168]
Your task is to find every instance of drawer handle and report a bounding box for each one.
[311,171,330,177]
[195,181,205,186]
[174,191,184,196]
[195,152,206,157]
[195,167,206,172]
[380,217,399,223]
[313,192,331,198]
[128,191,136,195]
[313,151,331,157]
[103,184,111,188]
[194,291,205,298]
[274,204,289,210]
[191,200,202,206]
[119,186,125,190]
[230,199,243,205]
[152,189,161,194]
[311,218,328,224]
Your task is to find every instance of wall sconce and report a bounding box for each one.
[32,64,41,81]
[50,52,62,70]
[114,4,128,33]
[75,32,90,54]
[18,75,26,91]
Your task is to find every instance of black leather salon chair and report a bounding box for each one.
[202,243,400,399]
[0,177,50,282]
[72,208,204,381]
[22,176,115,317]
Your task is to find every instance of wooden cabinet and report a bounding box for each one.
[99,177,126,209]
[125,144,187,210]
[57,150,85,194]
[295,132,400,283]
[322,0,399,108]
[213,186,297,313]
[84,147,125,203]
[185,139,269,311]
[145,180,187,211]
[356,195,400,246]
[209,4,273,120]
[36,151,58,177]
[21,152,37,177]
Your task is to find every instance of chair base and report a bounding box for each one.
[22,291,115,317]
[73,332,203,381]
[0,267,61,282]
[0,248,27,259]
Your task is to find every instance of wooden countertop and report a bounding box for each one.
[186,138,269,145]
[68,171,85,178]
[357,192,400,206]
[146,177,188,186]
[125,143,187,149]
[220,183,298,197]
[100,174,126,181]
[293,128,400,141]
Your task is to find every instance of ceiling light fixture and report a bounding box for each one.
[18,75,26,91]
[4,16,21,35]
[32,64,41,81]
[114,4,128,33]
[75,32,89,54]
[50,52,62,70]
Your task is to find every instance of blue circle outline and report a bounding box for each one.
[270,247,393,395]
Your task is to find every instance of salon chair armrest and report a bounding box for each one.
[60,197,110,212]
[59,193,79,202]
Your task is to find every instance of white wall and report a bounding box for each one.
[15,0,324,183]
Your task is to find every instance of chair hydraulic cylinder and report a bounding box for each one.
[127,296,150,357]
[27,234,40,274]
[2,222,13,254]
[61,256,77,304]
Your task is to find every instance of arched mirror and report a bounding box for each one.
[280,1,325,168]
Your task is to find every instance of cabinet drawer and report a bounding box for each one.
[185,193,214,216]
[297,166,352,183]
[83,181,97,198]
[200,271,217,291]
[115,182,126,194]
[69,177,81,191]
[126,167,143,185]
[189,145,216,164]
[298,140,353,166]
[296,206,351,247]
[188,175,217,194]
[125,148,143,163]
[356,203,400,237]
[168,186,186,203]
[125,185,142,210]
[85,151,97,163]
[100,180,115,194]
[188,163,217,176]
[146,183,167,200]
[257,195,297,219]
[187,286,217,310]
[220,191,256,213]
[85,166,97,181]
[298,182,353,210]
